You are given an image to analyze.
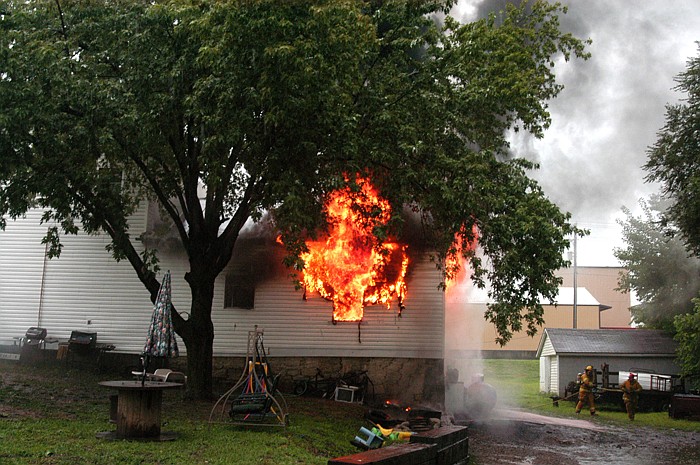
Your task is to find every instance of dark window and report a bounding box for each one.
[224,272,255,309]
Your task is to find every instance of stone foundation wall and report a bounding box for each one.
[71,351,445,407]
[171,356,445,406]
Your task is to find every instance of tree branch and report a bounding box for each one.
[183,117,206,240]
[113,135,190,250]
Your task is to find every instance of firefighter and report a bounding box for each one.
[621,372,643,420]
[575,365,597,416]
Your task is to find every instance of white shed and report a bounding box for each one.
[536,328,680,396]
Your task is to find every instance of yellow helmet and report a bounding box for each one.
[586,365,593,371]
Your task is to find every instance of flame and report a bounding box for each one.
[301,177,408,322]
[383,399,411,412]
[444,225,479,291]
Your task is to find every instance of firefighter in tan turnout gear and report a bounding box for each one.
[575,365,597,416]
[621,373,643,420]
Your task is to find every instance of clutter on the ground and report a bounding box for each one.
[351,402,442,450]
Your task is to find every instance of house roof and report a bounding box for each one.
[471,286,609,308]
[537,328,677,357]
[538,287,607,308]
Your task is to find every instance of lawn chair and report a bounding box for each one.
[148,368,187,384]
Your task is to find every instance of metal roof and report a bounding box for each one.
[538,287,601,306]
[540,328,677,356]
[471,286,608,307]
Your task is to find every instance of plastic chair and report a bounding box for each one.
[351,426,384,450]
[149,368,187,384]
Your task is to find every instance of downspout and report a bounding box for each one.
[37,238,49,327]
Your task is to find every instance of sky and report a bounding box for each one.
[452,1,700,266]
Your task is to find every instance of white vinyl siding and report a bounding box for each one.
[538,334,558,393]
[540,334,556,356]
[550,357,559,393]
[0,203,171,352]
[0,209,48,338]
[539,354,559,394]
[211,252,444,358]
[2,207,444,359]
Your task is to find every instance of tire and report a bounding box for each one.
[293,380,308,396]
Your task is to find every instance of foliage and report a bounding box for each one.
[674,299,700,379]
[0,0,589,396]
[645,44,700,256]
[643,44,700,379]
[614,196,700,331]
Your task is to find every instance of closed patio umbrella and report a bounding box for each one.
[139,270,179,384]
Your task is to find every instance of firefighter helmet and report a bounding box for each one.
[585,365,593,371]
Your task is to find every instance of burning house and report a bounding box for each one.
[0,181,452,405]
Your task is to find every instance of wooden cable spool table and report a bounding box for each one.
[97,380,182,441]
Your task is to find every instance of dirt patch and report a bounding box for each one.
[0,361,101,420]
[0,405,44,419]
[468,409,700,465]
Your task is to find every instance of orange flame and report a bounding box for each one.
[301,177,408,322]
[444,225,479,291]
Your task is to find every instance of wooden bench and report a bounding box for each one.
[329,443,436,465]
[410,425,468,465]
[329,426,469,465]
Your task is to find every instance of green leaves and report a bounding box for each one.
[645,44,700,256]
[674,300,700,378]
[617,197,700,376]
[615,196,700,331]
[636,47,700,378]
[1,0,589,347]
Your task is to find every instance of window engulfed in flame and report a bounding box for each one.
[301,178,408,322]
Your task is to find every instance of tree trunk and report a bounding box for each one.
[179,270,216,400]
[183,321,214,400]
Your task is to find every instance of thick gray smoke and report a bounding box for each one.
[452,1,700,265]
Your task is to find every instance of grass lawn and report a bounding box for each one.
[0,360,367,465]
[1,358,698,464]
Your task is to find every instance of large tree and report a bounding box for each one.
[644,45,700,381]
[674,300,700,381]
[0,0,588,398]
[614,196,700,331]
[645,44,700,255]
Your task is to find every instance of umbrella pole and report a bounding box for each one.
[141,354,150,387]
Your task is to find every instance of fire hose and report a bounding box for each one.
[552,386,623,407]
[550,391,579,407]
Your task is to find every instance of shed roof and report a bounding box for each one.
[537,328,677,357]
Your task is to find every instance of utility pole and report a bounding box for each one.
[573,231,578,329]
